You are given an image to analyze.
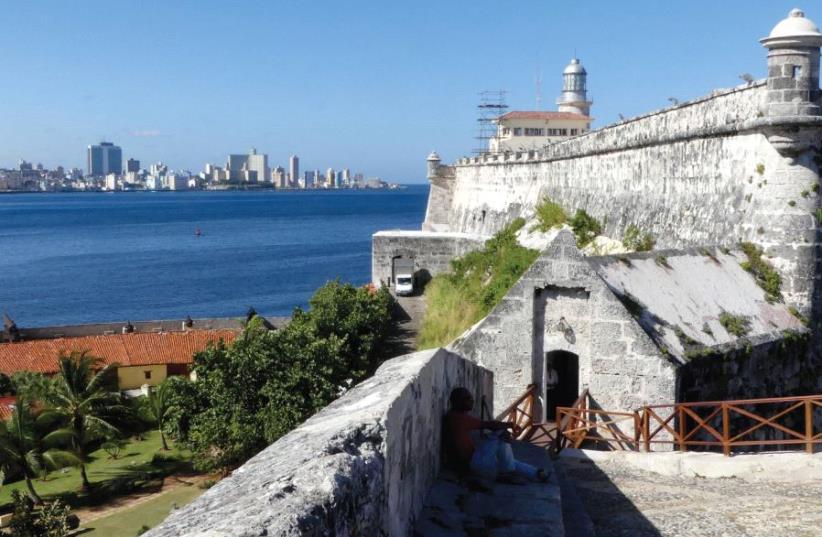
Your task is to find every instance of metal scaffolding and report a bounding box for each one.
[474,90,508,155]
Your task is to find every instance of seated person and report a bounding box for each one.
[443,387,548,482]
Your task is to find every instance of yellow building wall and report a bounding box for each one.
[117,364,168,390]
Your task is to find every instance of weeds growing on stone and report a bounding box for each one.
[655,255,671,268]
[739,241,781,303]
[719,311,752,337]
[788,200,796,207]
[756,163,765,175]
[417,218,539,349]
[569,209,602,247]
[788,306,809,327]
[531,197,567,232]
[622,224,655,252]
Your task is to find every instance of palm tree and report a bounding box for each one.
[0,398,79,503]
[42,351,125,492]
[147,382,174,450]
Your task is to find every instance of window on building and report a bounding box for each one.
[792,65,802,79]
[524,128,544,136]
[144,370,152,380]
[512,127,522,136]
[561,129,568,136]
[502,127,511,136]
[570,128,579,135]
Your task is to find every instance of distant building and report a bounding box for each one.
[247,148,268,184]
[166,173,188,191]
[488,58,592,153]
[87,142,122,177]
[289,155,299,188]
[342,168,351,186]
[326,168,336,188]
[105,173,119,191]
[272,166,286,188]
[304,170,316,188]
[126,158,140,173]
[0,330,237,392]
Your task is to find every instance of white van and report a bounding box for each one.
[395,273,414,296]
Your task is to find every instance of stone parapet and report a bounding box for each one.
[145,348,492,537]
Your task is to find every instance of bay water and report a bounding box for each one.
[0,186,428,327]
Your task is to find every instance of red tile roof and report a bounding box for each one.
[498,111,591,121]
[0,330,238,376]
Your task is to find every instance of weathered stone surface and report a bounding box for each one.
[372,230,487,287]
[146,349,493,537]
[414,442,563,537]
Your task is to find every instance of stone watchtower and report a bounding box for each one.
[556,58,592,117]
[761,8,822,119]
[753,9,822,331]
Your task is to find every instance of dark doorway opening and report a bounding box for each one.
[545,350,579,421]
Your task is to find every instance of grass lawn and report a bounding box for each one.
[0,430,193,509]
[79,482,206,536]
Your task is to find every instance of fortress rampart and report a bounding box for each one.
[146,348,492,537]
[424,77,822,317]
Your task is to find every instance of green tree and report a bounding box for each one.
[166,282,393,472]
[0,398,79,504]
[146,382,174,450]
[41,352,125,491]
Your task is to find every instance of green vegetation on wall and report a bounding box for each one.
[569,209,602,248]
[719,312,752,337]
[531,197,567,232]
[417,219,539,349]
[622,224,655,252]
[739,242,781,303]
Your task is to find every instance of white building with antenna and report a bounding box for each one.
[488,58,593,153]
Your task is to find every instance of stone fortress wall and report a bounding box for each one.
[424,79,821,318]
[147,348,493,537]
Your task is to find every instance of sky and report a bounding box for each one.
[0,1,811,183]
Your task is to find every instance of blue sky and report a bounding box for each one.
[0,1,809,183]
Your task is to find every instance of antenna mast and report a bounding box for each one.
[474,90,508,155]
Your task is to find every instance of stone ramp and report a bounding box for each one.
[414,441,564,536]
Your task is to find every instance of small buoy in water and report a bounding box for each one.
[195,227,202,237]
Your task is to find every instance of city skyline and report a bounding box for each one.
[0,1,804,182]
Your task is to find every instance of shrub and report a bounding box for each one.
[569,209,602,247]
[756,163,765,175]
[166,281,394,472]
[9,490,72,537]
[739,242,781,303]
[532,197,567,232]
[622,224,655,251]
[137,525,151,536]
[719,312,752,337]
[418,219,539,349]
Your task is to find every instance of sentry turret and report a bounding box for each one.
[761,8,822,117]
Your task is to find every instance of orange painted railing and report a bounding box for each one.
[640,394,822,455]
[497,383,822,456]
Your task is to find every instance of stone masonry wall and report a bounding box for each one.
[427,81,822,317]
[146,348,492,537]
[452,231,677,424]
[371,230,487,287]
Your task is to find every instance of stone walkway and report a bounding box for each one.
[559,455,822,537]
[415,442,564,536]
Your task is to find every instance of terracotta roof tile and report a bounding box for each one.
[0,330,237,376]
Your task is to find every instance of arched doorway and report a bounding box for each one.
[544,350,579,421]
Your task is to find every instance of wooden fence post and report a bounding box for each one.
[806,399,814,454]
[643,408,651,452]
[722,403,730,456]
[678,406,686,452]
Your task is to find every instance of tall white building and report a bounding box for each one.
[247,148,268,184]
[326,168,336,188]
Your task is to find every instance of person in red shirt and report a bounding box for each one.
[443,387,548,481]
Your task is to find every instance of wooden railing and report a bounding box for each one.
[495,384,538,438]
[641,394,822,455]
[556,404,640,451]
